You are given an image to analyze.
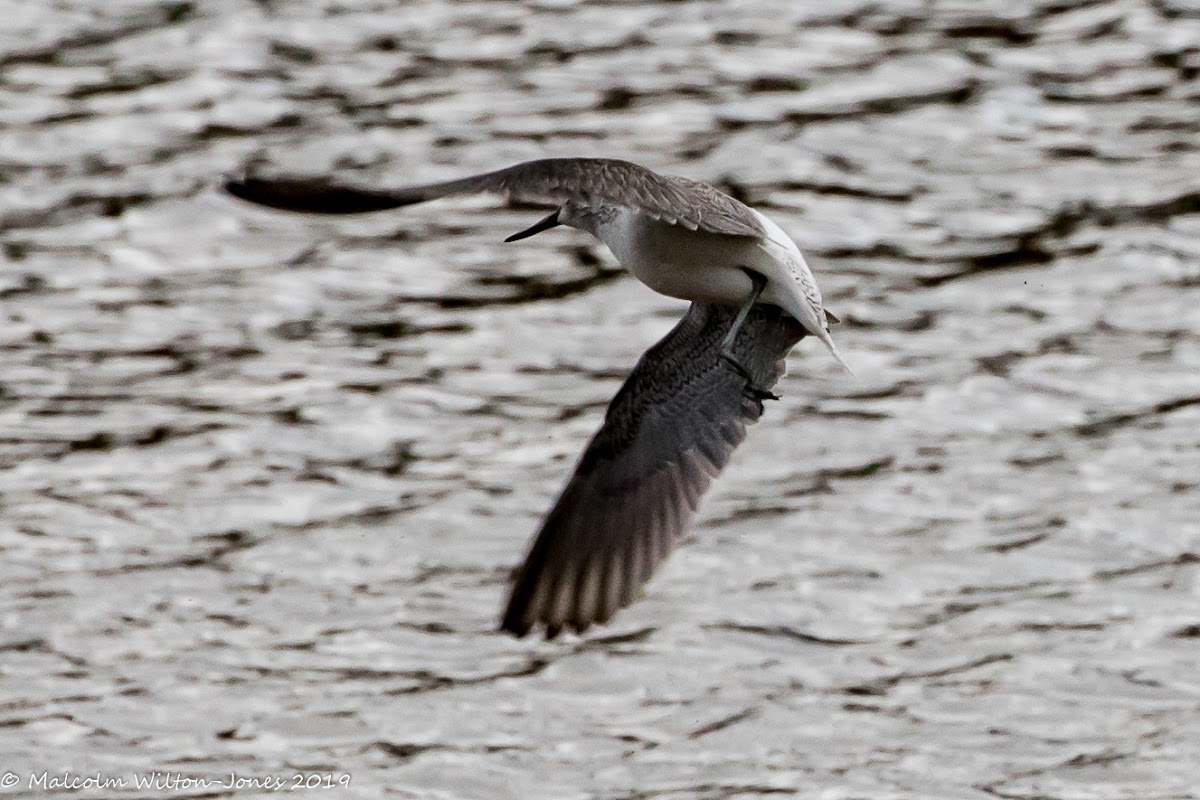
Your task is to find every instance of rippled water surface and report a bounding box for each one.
[2,1,1199,798]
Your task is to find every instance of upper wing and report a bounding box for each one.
[224,158,764,238]
[500,302,805,638]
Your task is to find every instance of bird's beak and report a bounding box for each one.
[504,210,561,242]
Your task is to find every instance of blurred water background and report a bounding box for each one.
[2,0,1199,797]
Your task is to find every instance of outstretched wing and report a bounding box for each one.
[224,158,763,238]
[501,302,805,638]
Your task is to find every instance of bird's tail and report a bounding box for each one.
[817,328,859,381]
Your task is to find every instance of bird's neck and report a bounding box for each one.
[561,203,619,237]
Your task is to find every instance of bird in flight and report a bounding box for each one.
[225,157,849,637]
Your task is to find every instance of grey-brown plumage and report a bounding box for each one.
[500,303,805,638]
[225,157,764,238]
[225,157,854,372]
[224,157,834,637]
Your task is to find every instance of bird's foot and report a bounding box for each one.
[747,385,781,402]
[720,352,780,402]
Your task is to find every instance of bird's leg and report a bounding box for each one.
[719,272,766,354]
[720,272,779,401]
[504,209,561,242]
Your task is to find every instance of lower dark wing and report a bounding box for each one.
[501,303,805,638]
[223,158,763,237]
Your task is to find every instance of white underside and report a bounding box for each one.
[588,207,855,376]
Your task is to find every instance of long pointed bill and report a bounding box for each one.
[504,210,561,242]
